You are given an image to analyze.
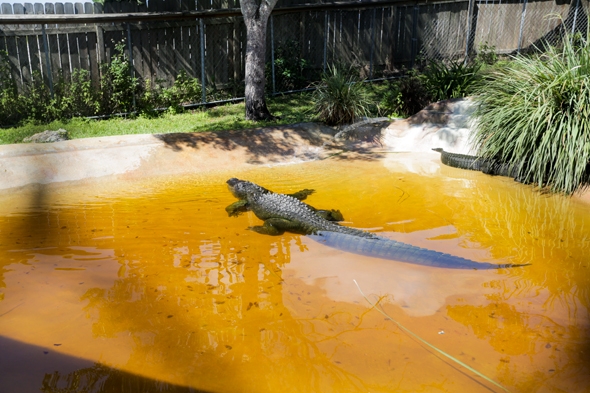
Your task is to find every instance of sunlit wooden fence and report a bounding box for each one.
[0,0,587,104]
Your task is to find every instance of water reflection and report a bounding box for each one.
[42,363,206,393]
[0,159,589,392]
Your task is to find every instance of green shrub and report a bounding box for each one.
[422,60,482,102]
[476,42,498,65]
[378,68,432,117]
[472,32,590,194]
[99,41,139,114]
[63,69,100,117]
[0,50,24,126]
[24,71,54,123]
[162,70,202,110]
[267,40,309,91]
[312,65,372,125]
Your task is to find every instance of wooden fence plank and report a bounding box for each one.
[23,2,44,83]
[129,23,144,82]
[67,23,82,76]
[140,23,156,82]
[12,4,33,87]
[205,21,231,86]
[2,4,23,90]
[1,0,578,103]
[178,23,195,78]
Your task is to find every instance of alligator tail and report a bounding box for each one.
[309,231,529,270]
[433,148,522,179]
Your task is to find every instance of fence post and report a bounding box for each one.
[369,8,376,79]
[517,0,528,53]
[410,5,419,68]
[270,15,276,95]
[571,0,581,34]
[126,22,136,109]
[323,11,328,73]
[199,18,206,104]
[41,24,54,99]
[464,0,476,63]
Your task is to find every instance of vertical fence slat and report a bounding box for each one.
[2,4,22,91]
[13,3,34,88]
[1,0,586,111]
[23,3,42,85]
[141,24,156,82]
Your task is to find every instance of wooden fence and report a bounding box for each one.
[0,0,587,103]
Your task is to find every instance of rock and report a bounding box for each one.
[381,98,476,154]
[333,117,392,144]
[23,129,69,143]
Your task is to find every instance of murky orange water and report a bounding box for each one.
[1,154,589,393]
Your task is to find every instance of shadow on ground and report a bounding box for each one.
[154,122,386,164]
[155,123,332,156]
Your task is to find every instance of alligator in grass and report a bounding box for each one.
[225,178,528,270]
[433,148,525,181]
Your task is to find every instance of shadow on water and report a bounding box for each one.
[0,154,51,296]
[0,336,206,393]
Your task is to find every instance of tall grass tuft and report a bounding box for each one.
[472,31,590,194]
[312,65,372,125]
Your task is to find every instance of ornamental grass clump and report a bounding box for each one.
[313,65,372,125]
[472,31,590,194]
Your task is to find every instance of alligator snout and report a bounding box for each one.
[227,178,241,187]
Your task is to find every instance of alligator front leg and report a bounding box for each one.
[225,200,249,217]
[248,218,302,236]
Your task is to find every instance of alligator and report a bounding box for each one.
[225,178,528,270]
[432,148,522,179]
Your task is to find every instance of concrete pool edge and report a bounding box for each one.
[0,122,349,191]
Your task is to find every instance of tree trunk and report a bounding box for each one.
[241,0,278,121]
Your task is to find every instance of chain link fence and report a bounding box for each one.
[0,0,588,108]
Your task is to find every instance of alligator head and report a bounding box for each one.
[226,178,269,200]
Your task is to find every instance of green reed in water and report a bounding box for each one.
[353,280,510,393]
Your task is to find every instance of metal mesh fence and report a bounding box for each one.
[471,0,589,56]
[0,0,588,108]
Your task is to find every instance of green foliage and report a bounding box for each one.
[99,41,139,114]
[268,40,310,91]
[139,71,202,115]
[65,69,100,117]
[0,93,314,144]
[472,32,590,194]
[163,70,202,108]
[381,71,431,117]
[422,60,482,102]
[0,41,206,127]
[0,50,25,126]
[379,60,483,117]
[24,71,54,123]
[476,42,498,65]
[312,65,373,125]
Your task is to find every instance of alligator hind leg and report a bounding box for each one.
[288,189,315,201]
[315,209,344,222]
[248,218,301,236]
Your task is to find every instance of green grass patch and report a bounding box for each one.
[0,93,315,145]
